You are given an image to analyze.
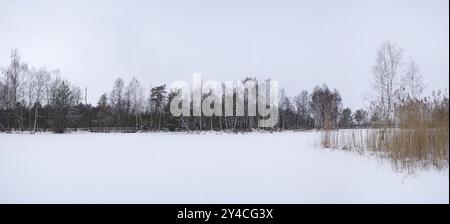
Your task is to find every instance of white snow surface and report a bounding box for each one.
[0,131,448,204]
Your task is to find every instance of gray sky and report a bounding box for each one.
[0,0,448,109]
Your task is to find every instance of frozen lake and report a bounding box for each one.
[0,132,448,203]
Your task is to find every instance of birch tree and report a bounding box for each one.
[126,77,145,130]
[401,58,425,99]
[32,68,51,132]
[371,41,403,127]
[294,90,310,128]
[110,78,125,126]
[4,49,28,108]
[4,49,28,130]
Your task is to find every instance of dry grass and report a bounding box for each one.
[321,95,449,172]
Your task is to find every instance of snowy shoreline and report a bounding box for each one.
[1,132,448,203]
[0,129,317,135]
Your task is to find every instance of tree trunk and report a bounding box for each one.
[135,114,138,130]
[181,115,191,133]
[158,110,162,130]
[33,104,38,133]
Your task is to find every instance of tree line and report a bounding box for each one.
[0,40,446,133]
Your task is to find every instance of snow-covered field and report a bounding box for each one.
[0,131,448,204]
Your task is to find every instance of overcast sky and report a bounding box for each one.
[0,0,448,109]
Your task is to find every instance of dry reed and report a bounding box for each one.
[321,94,449,172]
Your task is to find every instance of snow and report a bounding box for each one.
[0,131,448,204]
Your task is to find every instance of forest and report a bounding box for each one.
[0,54,363,133]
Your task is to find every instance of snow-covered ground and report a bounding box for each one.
[0,131,448,204]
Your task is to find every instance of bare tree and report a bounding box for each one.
[400,58,425,99]
[310,85,342,129]
[294,90,310,128]
[126,77,145,130]
[32,68,51,133]
[0,79,5,110]
[3,49,28,130]
[0,79,5,131]
[4,49,28,109]
[110,78,125,126]
[25,68,36,130]
[279,89,293,130]
[371,40,403,127]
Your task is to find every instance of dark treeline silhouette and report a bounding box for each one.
[0,49,369,133]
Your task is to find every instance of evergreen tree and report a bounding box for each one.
[339,107,353,128]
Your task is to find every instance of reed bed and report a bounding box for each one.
[320,96,449,172]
